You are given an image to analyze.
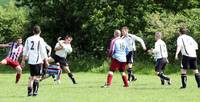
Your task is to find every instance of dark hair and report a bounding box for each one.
[33,25,41,34]
[65,35,72,39]
[179,27,188,34]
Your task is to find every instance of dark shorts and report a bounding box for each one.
[29,64,42,76]
[110,58,126,72]
[126,51,135,64]
[155,58,167,72]
[181,55,197,70]
[52,55,68,69]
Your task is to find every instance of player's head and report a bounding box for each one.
[16,36,23,44]
[114,30,121,38]
[155,32,162,41]
[121,26,129,36]
[179,27,188,35]
[64,35,73,44]
[32,25,41,35]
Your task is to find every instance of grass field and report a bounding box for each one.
[0,72,199,102]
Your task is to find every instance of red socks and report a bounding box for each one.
[15,73,21,84]
[106,74,113,86]
[122,75,129,87]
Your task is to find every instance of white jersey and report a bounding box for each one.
[23,34,48,64]
[55,40,72,58]
[152,39,168,60]
[177,34,198,57]
[122,33,146,52]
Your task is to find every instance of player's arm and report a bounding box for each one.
[175,38,182,60]
[64,44,72,54]
[0,43,10,48]
[148,43,159,54]
[46,43,52,56]
[40,39,49,66]
[130,34,147,50]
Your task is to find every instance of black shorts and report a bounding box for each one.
[126,51,135,64]
[29,64,42,76]
[181,55,197,70]
[155,58,167,72]
[52,55,68,69]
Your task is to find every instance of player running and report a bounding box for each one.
[21,25,49,96]
[102,30,129,88]
[175,27,200,89]
[0,37,23,84]
[148,32,171,85]
[48,35,77,84]
[121,26,146,82]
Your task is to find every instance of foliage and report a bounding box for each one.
[144,8,200,62]
[0,2,28,43]
[0,0,200,72]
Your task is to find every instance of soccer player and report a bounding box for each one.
[102,30,129,88]
[41,42,52,79]
[21,25,49,96]
[49,35,77,84]
[175,27,200,89]
[0,37,23,84]
[121,26,146,82]
[148,32,171,85]
[40,63,62,84]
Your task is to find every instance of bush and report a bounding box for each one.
[144,9,200,63]
[0,2,28,43]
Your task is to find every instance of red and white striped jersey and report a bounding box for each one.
[7,42,23,61]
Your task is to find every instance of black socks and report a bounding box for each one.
[33,80,39,96]
[181,74,187,88]
[68,73,77,84]
[195,73,200,88]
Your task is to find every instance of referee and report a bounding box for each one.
[21,25,49,96]
[175,27,200,89]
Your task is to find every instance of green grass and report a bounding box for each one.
[0,72,200,102]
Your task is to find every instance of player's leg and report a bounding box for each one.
[32,64,42,96]
[126,51,136,81]
[180,69,187,89]
[63,65,77,84]
[102,58,117,88]
[32,76,40,96]
[120,62,129,87]
[27,76,34,96]
[190,57,200,88]
[180,56,188,89]
[104,71,114,87]
[0,59,8,65]
[15,65,22,84]
[56,70,62,84]
[160,59,171,85]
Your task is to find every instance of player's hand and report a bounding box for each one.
[147,48,153,54]
[57,37,62,42]
[166,59,169,63]
[175,55,178,60]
